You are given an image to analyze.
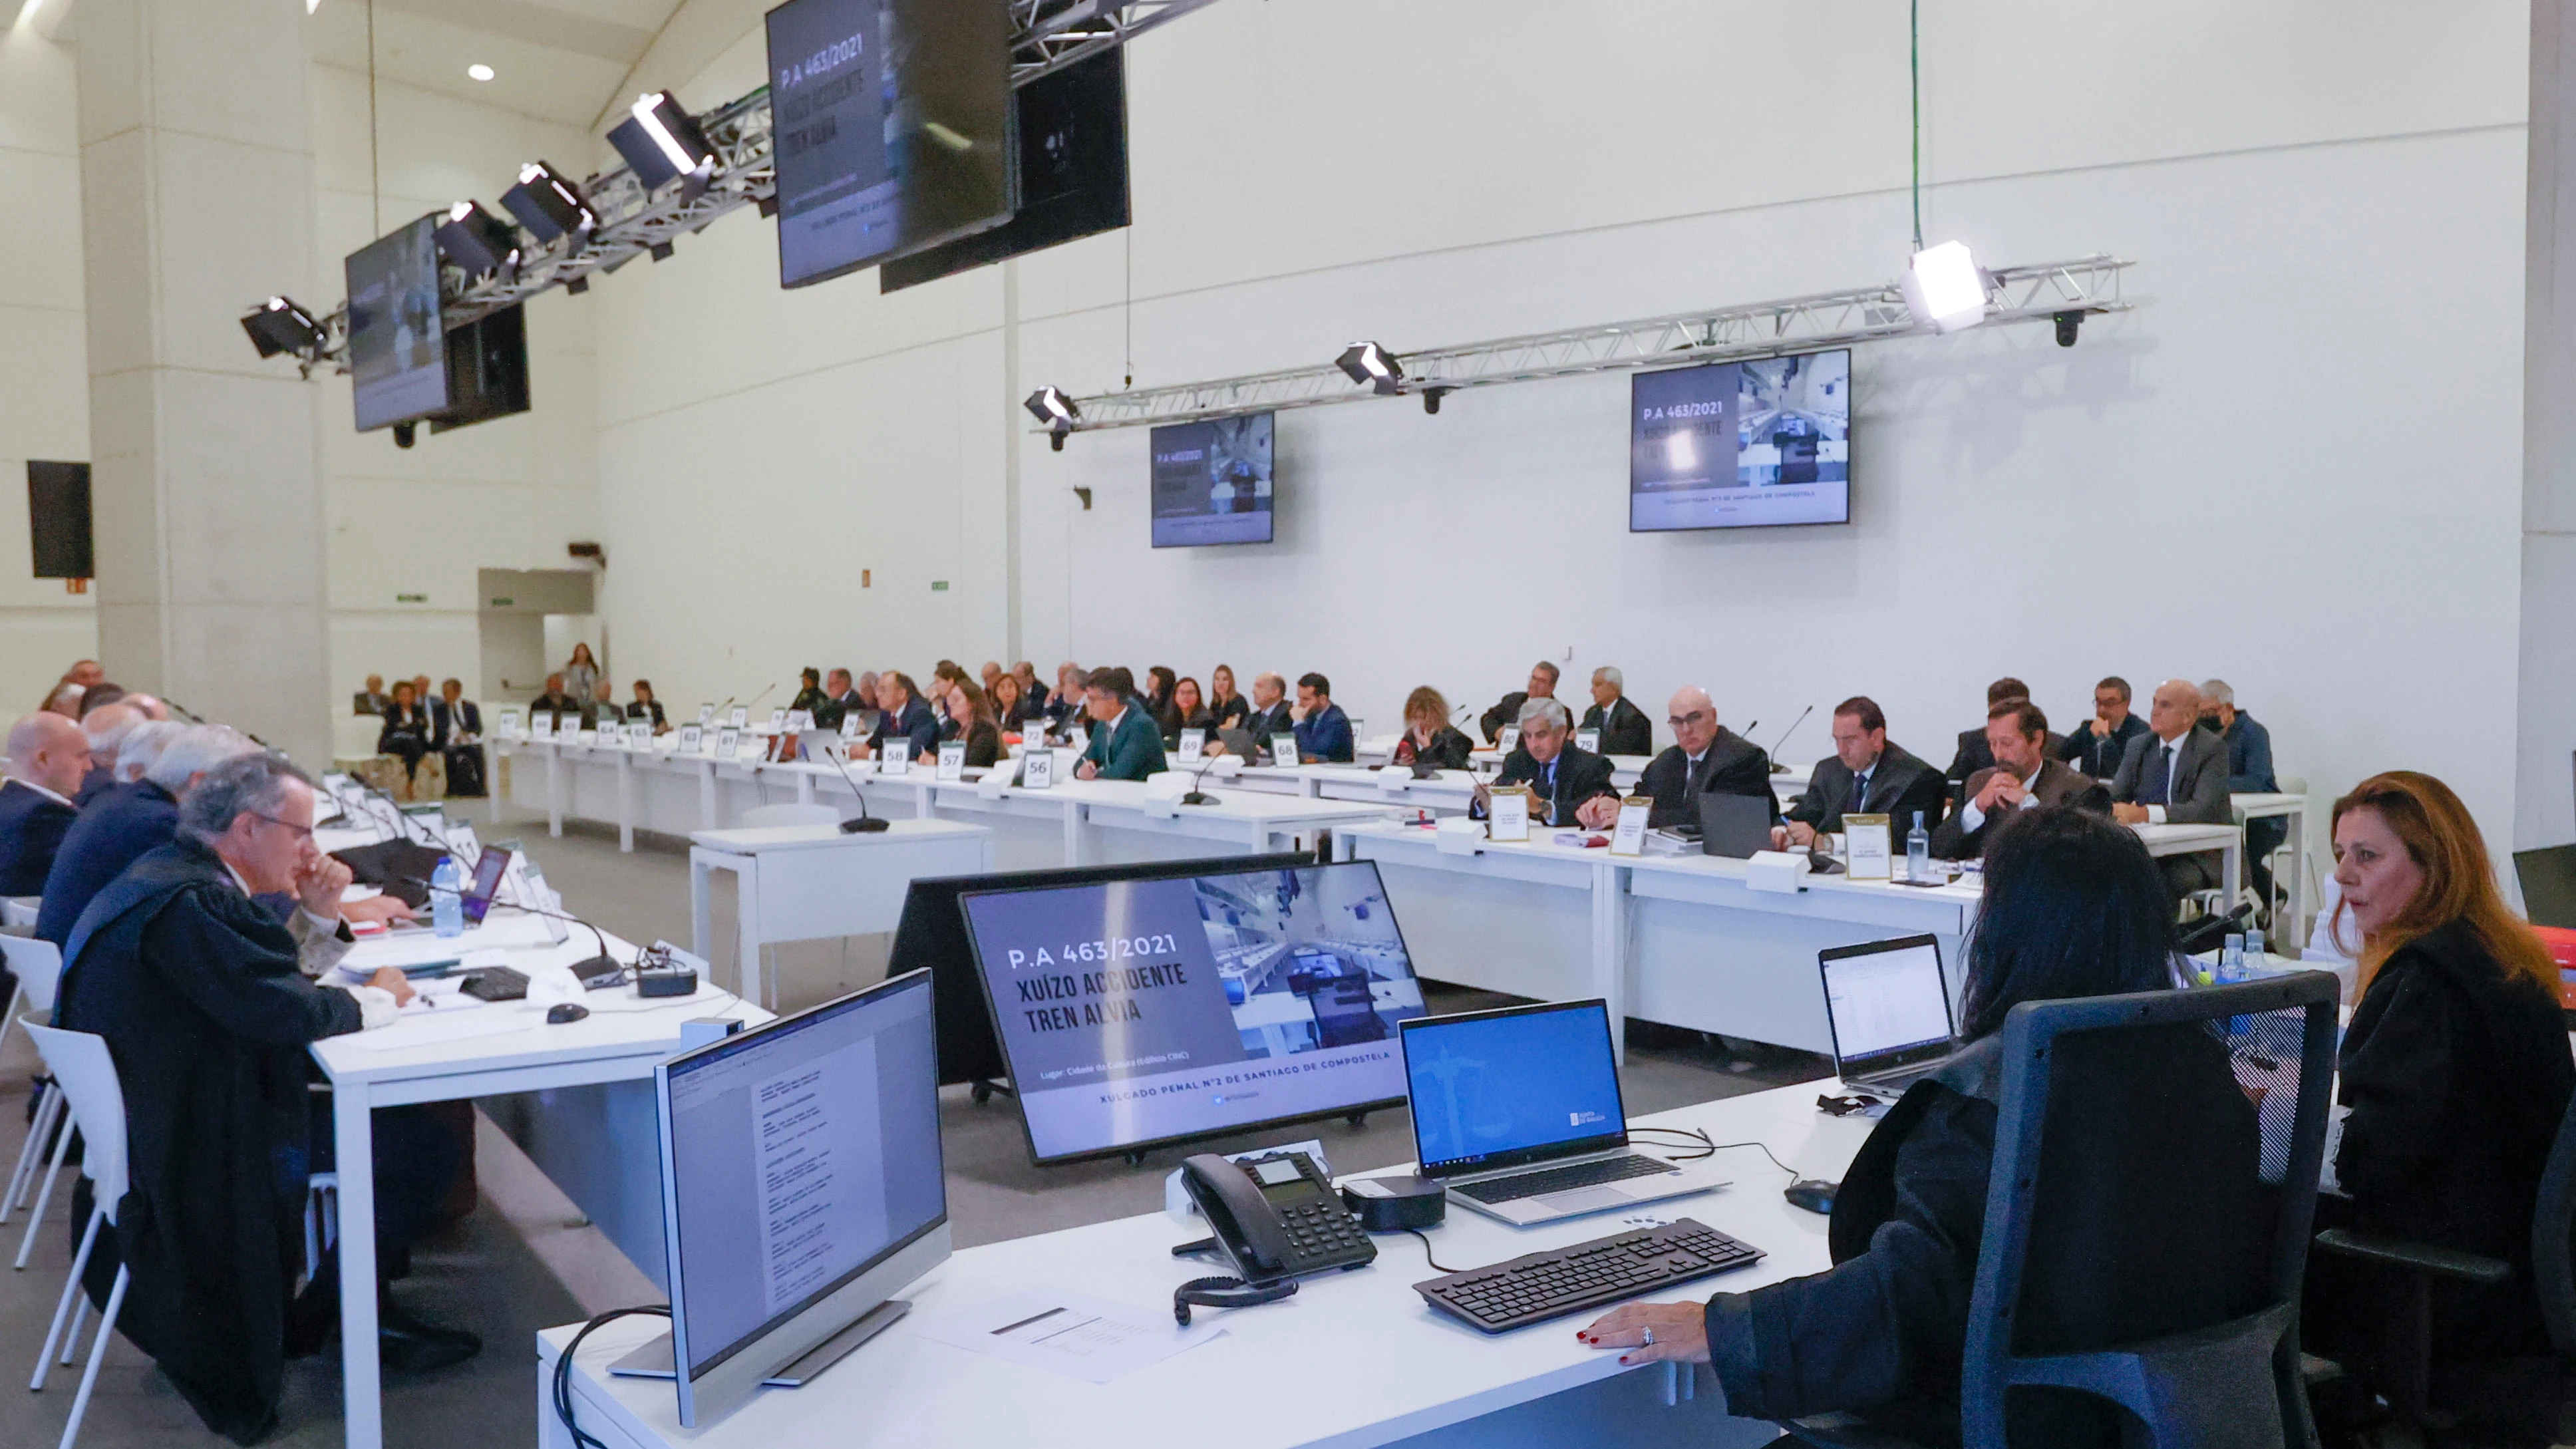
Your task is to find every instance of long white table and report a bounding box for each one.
[314,919,769,1449]
[1339,822,1977,1059]
[687,818,995,1007]
[537,1080,1879,1449]
[494,736,1394,870]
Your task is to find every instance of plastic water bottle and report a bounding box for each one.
[2245,927,2267,971]
[1905,811,1932,884]
[2219,933,2246,983]
[430,854,465,938]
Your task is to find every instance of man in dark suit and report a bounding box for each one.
[74,701,143,806]
[1933,701,2112,860]
[1074,667,1170,782]
[1774,697,1946,848]
[1292,673,1355,763]
[862,671,942,765]
[1613,686,1779,831]
[433,679,486,796]
[0,712,86,896]
[1237,673,1295,747]
[351,675,390,716]
[814,667,862,732]
[1578,667,1653,756]
[2110,679,2235,895]
[2058,675,2150,779]
[528,673,581,725]
[1489,699,1616,828]
[1480,661,1560,746]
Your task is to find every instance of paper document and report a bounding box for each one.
[909,1290,1225,1384]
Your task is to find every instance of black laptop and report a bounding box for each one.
[1697,793,1776,858]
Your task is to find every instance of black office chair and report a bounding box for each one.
[1780,972,2340,1449]
[2307,1091,2576,1442]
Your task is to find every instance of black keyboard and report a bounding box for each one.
[1454,1152,1677,1205]
[1414,1219,1764,1333]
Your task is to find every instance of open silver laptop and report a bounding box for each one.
[1399,999,1728,1227]
[1818,934,1959,1093]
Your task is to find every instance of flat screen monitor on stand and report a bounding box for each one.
[614,970,947,1428]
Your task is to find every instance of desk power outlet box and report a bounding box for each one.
[1342,1174,1448,1231]
[677,1018,741,1052]
[637,965,699,999]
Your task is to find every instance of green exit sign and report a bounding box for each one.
[931,580,949,591]
[488,596,514,607]
[396,593,428,603]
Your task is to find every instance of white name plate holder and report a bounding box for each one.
[728,705,750,729]
[767,707,788,734]
[717,726,741,758]
[1844,812,1893,881]
[1575,728,1601,755]
[1021,748,1056,790]
[499,709,523,736]
[697,703,716,726]
[937,741,967,781]
[1488,785,1533,843]
[1176,728,1205,765]
[1607,796,1653,856]
[679,724,704,754]
[529,713,556,741]
[881,742,911,775]
[1497,726,1520,754]
[1270,732,1298,768]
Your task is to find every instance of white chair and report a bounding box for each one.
[740,802,839,829]
[21,1022,128,1449]
[1,896,37,930]
[0,934,67,1254]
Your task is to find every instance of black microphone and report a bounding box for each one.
[159,698,209,724]
[822,742,892,832]
[1766,706,1814,772]
[1180,749,1222,806]
[399,876,625,987]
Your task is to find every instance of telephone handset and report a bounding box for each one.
[1172,1151,1376,1324]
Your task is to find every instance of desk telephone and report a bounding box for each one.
[1172,1151,1376,1324]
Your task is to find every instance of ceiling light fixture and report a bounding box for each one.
[434,200,520,279]
[609,91,715,192]
[1900,240,1989,333]
[502,160,594,243]
[468,63,495,82]
[1335,342,1403,396]
[15,0,49,27]
[1025,387,1079,451]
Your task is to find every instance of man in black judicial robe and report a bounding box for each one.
[1484,699,1618,828]
[1626,685,1780,831]
[55,753,472,1444]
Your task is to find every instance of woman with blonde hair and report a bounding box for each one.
[1390,686,1473,771]
[2308,770,2576,1399]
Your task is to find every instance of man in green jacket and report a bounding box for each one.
[1074,666,1168,781]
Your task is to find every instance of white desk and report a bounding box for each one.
[537,1081,1877,1449]
[1338,822,1975,1058]
[913,776,1397,871]
[687,819,995,1006]
[2133,821,2245,909]
[2233,792,2311,933]
[313,928,769,1449]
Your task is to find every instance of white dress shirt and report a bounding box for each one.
[1955,762,2042,836]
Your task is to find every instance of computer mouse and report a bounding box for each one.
[1783,1179,1838,1215]
[545,1003,590,1025]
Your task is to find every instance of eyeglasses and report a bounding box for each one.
[251,812,314,839]
[1667,711,1710,728]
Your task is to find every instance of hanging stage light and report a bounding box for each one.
[1901,240,1988,333]
[1025,387,1079,451]
[434,200,520,279]
[501,160,594,244]
[1336,341,1403,396]
[609,91,715,192]
[240,297,325,359]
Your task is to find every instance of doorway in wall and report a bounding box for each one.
[478,568,597,701]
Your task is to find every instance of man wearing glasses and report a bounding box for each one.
[54,752,479,1442]
[1586,685,1778,831]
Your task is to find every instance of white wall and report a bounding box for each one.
[0,22,602,723]
[595,0,2533,860]
[0,29,97,711]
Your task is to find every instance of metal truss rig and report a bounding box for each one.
[1052,255,2138,433]
[284,0,1223,373]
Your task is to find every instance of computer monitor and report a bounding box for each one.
[1150,412,1275,548]
[649,971,947,1427]
[1629,348,1850,532]
[888,852,1314,1089]
[1398,999,1629,1178]
[2515,844,2576,931]
[460,845,511,925]
[1817,935,1957,1083]
[957,858,1426,1163]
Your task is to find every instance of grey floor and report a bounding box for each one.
[0,802,1829,1448]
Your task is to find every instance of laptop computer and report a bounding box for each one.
[1215,726,1265,761]
[1697,792,1776,858]
[1399,999,1730,1227]
[1818,934,1959,1093]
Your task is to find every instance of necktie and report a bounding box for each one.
[2143,744,2174,806]
[1847,770,1869,814]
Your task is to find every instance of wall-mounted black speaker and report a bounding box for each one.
[27,461,91,579]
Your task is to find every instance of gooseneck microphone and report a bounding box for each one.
[1180,751,1222,807]
[1766,705,1814,772]
[399,876,625,987]
[823,742,892,832]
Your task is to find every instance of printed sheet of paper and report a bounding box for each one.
[909,1290,1225,1384]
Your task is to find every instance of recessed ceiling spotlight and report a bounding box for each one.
[468,63,495,82]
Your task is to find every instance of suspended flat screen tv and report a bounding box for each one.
[1629,348,1852,531]
[1150,412,1274,548]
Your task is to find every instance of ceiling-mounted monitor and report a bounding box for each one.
[345,216,449,431]
[880,47,1128,293]
[766,0,1016,289]
[1150,412,1273,548]
[1629,348,1851,531]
